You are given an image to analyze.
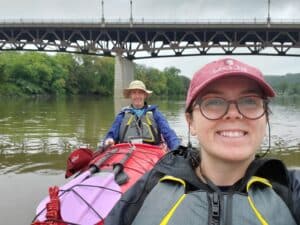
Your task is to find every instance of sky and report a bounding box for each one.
[0,0,300,78]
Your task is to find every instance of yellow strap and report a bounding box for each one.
[143,112,155,142]
[141,123,155,142]
[159,175,187,188]
[158,176,187,225]
[247,176,272,225]
[127,115,134,125]
[246,176,272,191]
[145,112,153,125]
[160,194,186,225]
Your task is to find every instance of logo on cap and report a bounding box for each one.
[71,154,79,163]
[213,59,248,75]
[225,59,234,66]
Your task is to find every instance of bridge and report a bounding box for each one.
[1,18,300,108]
[1,19,300,58]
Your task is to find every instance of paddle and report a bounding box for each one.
[113,143,136,185]
[34,146,122,225]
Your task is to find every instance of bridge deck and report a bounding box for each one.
[0,20,300,58]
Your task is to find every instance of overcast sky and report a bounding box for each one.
[0,0,300,77]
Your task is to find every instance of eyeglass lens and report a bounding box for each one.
[197,96,266,120]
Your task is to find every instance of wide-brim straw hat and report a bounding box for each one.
[123,80,153,98]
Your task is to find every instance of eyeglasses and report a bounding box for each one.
[193,95,268,120]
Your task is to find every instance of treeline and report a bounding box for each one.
[0,52,189,97]
[266,74,300,96]
[1,52,299,97]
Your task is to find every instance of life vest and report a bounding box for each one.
[119,109,160,145]
[132,160,298,225]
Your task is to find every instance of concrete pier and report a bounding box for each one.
[114,55,134,113]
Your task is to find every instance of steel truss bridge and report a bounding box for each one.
[0,19,300,59]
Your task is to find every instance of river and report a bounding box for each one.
[0,96,300,225]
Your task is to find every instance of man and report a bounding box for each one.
[103,80,180,150]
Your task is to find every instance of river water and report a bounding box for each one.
[0,96,300,225]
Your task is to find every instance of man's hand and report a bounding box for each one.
[104,138,115,147]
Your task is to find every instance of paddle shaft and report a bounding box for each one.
[92,142,114,159]
[90,147,119,173]
[113,145,136,184]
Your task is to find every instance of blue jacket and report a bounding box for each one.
[104,104,180,150]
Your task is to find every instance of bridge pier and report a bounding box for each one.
[114,55,134,113]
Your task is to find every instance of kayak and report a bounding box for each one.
[32,142,166,225]
[89,142,166,193]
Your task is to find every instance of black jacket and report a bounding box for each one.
[105,147,300,225]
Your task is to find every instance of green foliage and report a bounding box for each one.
[0,52,68,95]
[54,54,80,94]
[74,55,114,95]
[266,73,300,96]
[94,57,114,95]
[0,52,114,96]
[136,65,167,95]
[1,52,300,98]
[135,64,188,97]
[0,83,22,95]
[163,67,187,96]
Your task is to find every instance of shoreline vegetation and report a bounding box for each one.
[0,52,189,97]
[0,52,299,97]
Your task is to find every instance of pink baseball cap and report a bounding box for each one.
[65,147,94,178]
[185,58,276,111]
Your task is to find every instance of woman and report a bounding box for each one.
[105,58,300,225]
[103,80,180,150]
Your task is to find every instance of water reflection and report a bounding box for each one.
[0,151,69,174]
[0,96,300,170]
[0,96,115,154]
[1,147,299,176]
[269,97,300,148]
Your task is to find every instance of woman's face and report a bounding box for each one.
[186,77,267,164]
[130,89,147,108]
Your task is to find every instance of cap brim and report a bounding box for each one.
[65,169,73,178]
[186,72,276,111]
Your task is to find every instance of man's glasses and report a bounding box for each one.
[193,95,268,120]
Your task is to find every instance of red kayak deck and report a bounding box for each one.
[89,143,166,192]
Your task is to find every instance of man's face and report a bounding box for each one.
[130,89,147,108]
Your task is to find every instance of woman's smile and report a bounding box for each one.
[216,130,247,138]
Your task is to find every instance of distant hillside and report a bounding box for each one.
[265,73,300,95]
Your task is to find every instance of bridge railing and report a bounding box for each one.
[1,18,300,25]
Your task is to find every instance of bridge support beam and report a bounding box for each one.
[114,55,134,113]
